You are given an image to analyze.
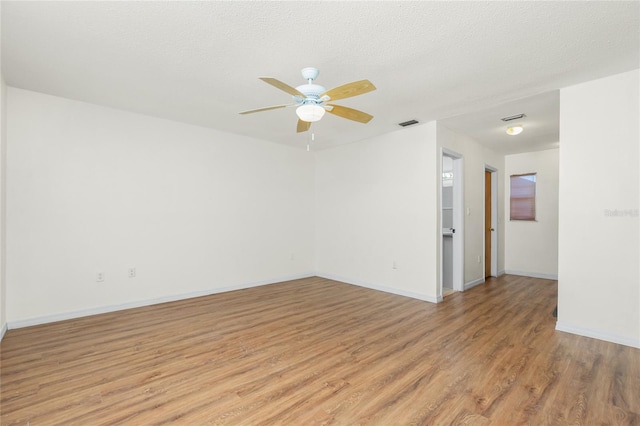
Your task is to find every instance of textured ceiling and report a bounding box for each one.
[440,91,560,156]
[1,1,638,151]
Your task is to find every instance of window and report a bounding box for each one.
[510,173,536,221]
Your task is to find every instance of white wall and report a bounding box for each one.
[315,122,440,302]
[437,124,505,287]
[504,149,559,279]
[313,122,506,302]
[558,69,639,348]
[6,88,315,326]
[0,3,6,339]
[0,74,6,339]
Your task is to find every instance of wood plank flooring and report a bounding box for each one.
[1,275,638,425]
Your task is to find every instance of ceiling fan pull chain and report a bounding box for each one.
[307,132,315,152]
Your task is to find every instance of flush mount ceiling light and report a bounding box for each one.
[296,104,326,122]
[506,125,524,136]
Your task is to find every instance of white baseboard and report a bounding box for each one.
[464,277,485,291]
[504,270,558,280]
[0,322,7,342]
[317,273,439,304]
[7,273,315,330]
[497,269,506,277]
[556,321,640,349]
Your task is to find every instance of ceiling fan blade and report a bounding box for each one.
[326,104,373,123]
[322,79,376,102]
[260,77,306,97]
[297,119,311,133]
[298,119,311,133]
[239,104,293,114]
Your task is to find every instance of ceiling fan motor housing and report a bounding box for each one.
[295,83,326,103]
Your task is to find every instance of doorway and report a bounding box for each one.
[484,166,498,277]
[441,149,464,299]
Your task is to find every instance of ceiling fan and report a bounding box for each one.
[239,67,376,133]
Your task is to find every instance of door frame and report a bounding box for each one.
[441,148,464,297]
[485,165,498,277]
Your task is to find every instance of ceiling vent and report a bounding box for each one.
[501,113,526,122]
[398,119,419,127]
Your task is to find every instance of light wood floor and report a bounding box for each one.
[1,275,638,425]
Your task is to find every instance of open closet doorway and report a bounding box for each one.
[441,149,464,299]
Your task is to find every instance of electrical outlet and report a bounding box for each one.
[392,261,398,270]
[128,268,136,278]
[477,255,481,264]
[96,272,104,282]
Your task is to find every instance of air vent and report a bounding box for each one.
[501,113,526,122]
[398,119,419,127]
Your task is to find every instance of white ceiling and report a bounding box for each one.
[1,1,638,152]
[440,90,560,155]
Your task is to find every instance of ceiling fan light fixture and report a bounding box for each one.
[506,125,524,136]
[240,68,376,132]
[296,104,325,122]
